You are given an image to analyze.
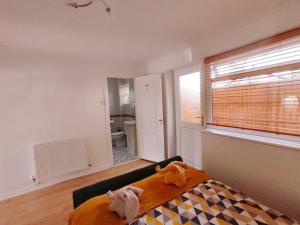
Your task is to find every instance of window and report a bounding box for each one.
[205,28,300,137]
[179,72,201,124]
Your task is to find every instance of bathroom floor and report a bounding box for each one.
[112,139,138,164]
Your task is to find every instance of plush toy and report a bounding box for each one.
[107,186,143,222]
[156,161,190,187]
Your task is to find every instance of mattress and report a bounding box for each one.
[131,179,297,225]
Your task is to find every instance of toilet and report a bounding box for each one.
[111,131,125,147]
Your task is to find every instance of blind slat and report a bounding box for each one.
[208,62,300,82]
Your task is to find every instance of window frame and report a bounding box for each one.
[175,65,204,129]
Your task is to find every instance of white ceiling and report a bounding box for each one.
[0,0,299,63]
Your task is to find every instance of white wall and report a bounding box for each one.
[0,45,145,200]
[190,1,300,62]
[146,1,300,73]
[146,48,193,74]
[202,132,300,221]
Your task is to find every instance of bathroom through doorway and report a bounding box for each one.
[107,78,138,165]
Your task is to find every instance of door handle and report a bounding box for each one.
[195,115,204,126]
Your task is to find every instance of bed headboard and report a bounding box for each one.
[72,156,183,208]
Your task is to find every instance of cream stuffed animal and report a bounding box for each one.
[107,186,143,222]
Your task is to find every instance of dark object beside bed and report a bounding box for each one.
[72,156,183,208]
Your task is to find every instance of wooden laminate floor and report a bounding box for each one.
[0,160,152,225]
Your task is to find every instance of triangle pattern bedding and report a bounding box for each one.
[131,179,298,225]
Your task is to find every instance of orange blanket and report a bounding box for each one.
[69,166,210,225]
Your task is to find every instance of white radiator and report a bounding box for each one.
[33,138,89,182]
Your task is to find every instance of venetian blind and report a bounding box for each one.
[205,28,300,136]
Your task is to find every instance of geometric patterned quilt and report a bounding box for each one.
[131,179,298,225]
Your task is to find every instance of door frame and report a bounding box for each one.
[174,64,203,157]
[102,74,140,167]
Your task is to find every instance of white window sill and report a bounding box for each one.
[203,128,300,151]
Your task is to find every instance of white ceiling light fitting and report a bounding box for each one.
[67,0,111,15]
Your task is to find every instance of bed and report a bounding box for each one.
[70,156,298,225]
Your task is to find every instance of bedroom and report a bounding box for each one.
[0,0,299,224]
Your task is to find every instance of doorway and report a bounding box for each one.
[174,66,203,169]
[107,78,138,165]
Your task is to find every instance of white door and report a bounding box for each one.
[175,66,203,169]
[135,74,165,162]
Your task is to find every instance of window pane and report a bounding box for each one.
[179,72,201,124]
